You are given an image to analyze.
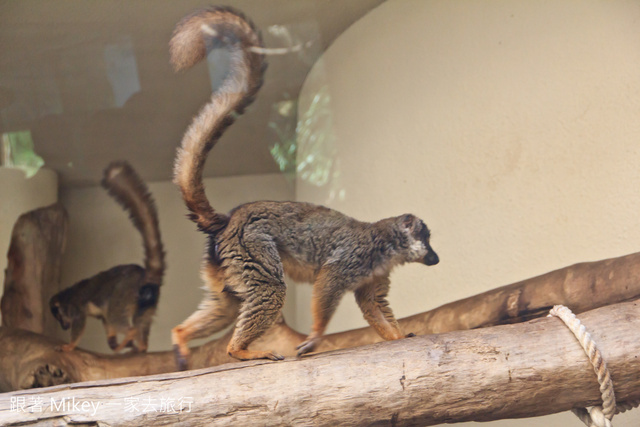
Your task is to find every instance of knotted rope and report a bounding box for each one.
[547,305,639,427]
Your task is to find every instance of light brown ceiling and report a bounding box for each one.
[0,0,385,187]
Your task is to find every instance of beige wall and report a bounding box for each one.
[295,1,640,426]
[5,1,640,424]
[59,172,295,353]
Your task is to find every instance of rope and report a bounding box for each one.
[547,305,639,426]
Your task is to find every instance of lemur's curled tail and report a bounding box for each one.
[170,6,266,235]
[101,161,165,307]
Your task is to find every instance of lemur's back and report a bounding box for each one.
[223,200,371,267]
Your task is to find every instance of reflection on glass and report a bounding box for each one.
[207,47,232,93]
[269,97,297,176]
[294,85,344,202]
[1,131,44,177]
[104,36,141,108]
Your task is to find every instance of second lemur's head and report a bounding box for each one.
[398,214,439,266]
[49,288,79,330]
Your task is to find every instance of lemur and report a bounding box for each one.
[170,6,439,368]
[50,161,165,352]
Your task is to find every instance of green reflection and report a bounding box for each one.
[296,86,335,187]
[269,97,297,176]
[270,85,341,198]
[2,131,44,178]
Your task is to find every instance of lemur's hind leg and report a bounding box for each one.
[226,237,286,361]
[172,290,240,370]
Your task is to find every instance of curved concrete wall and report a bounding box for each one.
[296,2,640,425]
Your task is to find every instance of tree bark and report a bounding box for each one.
[0,300,638,426]
[397,249,640,334]
[2,250,640,392]
[1,203,68,336]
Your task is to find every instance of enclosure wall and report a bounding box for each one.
[296,1,640,425]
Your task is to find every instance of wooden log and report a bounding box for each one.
[315,250,640,351]
[2,250,640,392]
[1,203,68,336]
[0,300,638,426]
[0,318,302,393]
[0,328,177,392]
[397,249,640,334]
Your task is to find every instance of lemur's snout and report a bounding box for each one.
[423,249,439,266]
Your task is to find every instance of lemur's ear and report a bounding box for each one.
[400,214,418,231]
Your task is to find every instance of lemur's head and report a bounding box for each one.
[49,287,80,330]
[399,214,439,266]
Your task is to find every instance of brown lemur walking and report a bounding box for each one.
[50,161,165,352]
[170,6,439,367]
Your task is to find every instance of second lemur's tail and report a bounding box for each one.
[170,6,266,235]
[102,161,166,289]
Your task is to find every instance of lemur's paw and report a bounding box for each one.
[296,336,320,357]
[173,344,190,371]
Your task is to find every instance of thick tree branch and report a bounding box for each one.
[397,249,640,334]
[1,203,68,336]
[0,300,639,426]
[2,251,640,392]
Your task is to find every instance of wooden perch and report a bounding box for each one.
[1,203,68,336]
[0,299,639,426]
[397,249,640,333]
[2,250,640,392]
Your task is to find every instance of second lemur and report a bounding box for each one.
[50,161,165,352]
[170,6,439,367]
